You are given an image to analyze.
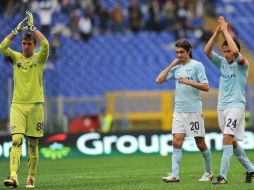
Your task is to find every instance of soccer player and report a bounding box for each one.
[204,16,254,184]
[156,39,213,182]
[0,11,49,188]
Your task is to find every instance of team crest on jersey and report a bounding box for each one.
[10,126,16,133]
[185,68,192,74]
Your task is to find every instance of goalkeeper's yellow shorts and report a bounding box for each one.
[10,103,44,137]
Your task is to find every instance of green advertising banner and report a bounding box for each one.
[1,131,254,160]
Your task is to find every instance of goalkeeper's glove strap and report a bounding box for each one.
[29,25,37,32]
[12,28,20,35]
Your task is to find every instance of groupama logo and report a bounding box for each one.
[40,133,71,159]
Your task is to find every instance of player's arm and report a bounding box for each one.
[155,58,179,84]
[219,16,239,58]
[34,29,49,63]
[6,33,16,41]
[0,17,27,57]
[178,78,209,91]
[192,82,209,92]
[0,34,15,56]
[234,53,248,66]
[26,10,47,44]
[204,23,221,59]
[219,16,247,66]
[26,11,49,63]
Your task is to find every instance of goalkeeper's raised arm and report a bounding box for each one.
[26,10,47,42]
[0,11,49,60]
[0,17,28,56]
[26,11,49,64]
[25,10,49,62]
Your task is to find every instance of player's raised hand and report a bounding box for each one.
[218,16,228,32]
[12,18,28,35]
[26,10,34,26]
[26,10,37,32]
[215,23,221,34]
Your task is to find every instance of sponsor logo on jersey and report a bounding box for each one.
[220,73,236,79]
[10,126,16,133]
[16,63,37,70]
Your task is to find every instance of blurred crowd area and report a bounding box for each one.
[0,0,217,42]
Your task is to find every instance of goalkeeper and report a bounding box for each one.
[0,11,49,188]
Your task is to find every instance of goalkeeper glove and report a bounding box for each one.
[26,10,37,32]
[12,18,28,35]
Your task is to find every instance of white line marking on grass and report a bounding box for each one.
[72,176,123,179]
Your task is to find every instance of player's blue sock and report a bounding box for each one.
[172,148,182,177]
[234,144,254,172]
[220,145,233,179]
[202,149,212,174]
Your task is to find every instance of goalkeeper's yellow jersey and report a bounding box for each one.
[0,37,49,103]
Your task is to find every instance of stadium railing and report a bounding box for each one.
[106,89,219,131]
[45,96,104,133]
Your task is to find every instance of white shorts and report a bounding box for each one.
[218,108,245,141]
[172,112,205,137]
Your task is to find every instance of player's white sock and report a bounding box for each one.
[172,148,182,177]
[220,145,233,178]
[234,144,254,172]
[202,149,213,174]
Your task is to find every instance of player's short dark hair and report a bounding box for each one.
[222,38,241,51]
[175,39,193,58]
[22,32,36,45]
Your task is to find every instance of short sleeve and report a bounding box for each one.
[166,66,178,80]
[196,63,208,83]
[211,51,224,68]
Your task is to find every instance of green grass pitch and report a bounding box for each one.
[0,151,253,189]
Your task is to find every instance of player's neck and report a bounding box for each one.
[23,53,34,58]
[181,58,191,65]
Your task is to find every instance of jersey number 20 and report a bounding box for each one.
[190,122,199,130]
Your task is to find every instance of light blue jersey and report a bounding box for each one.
[211,52,248,110]
[166,59,208,112]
